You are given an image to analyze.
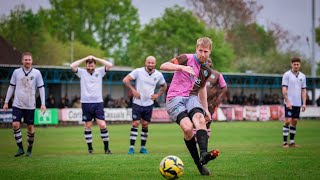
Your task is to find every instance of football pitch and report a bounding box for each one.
[0,120,319,180]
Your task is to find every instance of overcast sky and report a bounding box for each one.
[0,0,319,61]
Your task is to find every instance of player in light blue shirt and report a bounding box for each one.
[281,57,306,148]
[3,52,46,157]
[70,55,113,154]
[123,56,167,154]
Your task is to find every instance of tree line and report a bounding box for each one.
[0,0,318,75]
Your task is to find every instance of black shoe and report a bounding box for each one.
[88,149,93,154]
[105,149,112,154]
[197,165,211,175]
[200,149,220,165]
[14,148,25,157]
[26,151,32,157]
[26,147,32,157]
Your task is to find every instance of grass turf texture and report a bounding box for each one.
[0,120,319,180]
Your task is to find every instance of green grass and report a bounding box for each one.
[0,121,320,180]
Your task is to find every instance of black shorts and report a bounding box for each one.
[132,103,153,122]
[81,103,105,121]
[284,105,301,119]
[12,107,35,125]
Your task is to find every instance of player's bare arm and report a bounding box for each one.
[199,86,210,122]
[123,75,140,99]
[151,83,167,100]
[70,56,91,72]
[282,86,291,109]
[301,88,307,112]
[92,56,113,71]
[160,62,195,76]
[210,86,227,109]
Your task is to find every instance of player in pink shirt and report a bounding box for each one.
[160,37,219,176]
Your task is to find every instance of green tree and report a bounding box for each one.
[36,33,105,66]
[316,26,320,46]
[0,5,44,58]
[234,50,311,74]
[45,0,140,58]
[227,23,276,58]
[125,5,234,71]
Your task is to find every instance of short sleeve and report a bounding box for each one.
[170,54,188,65]
[282,73,289,86]
[75,68,85,78]
[218,74,227,88]
[128,69,138,80]
[157,73,166,86]
[9,70,17,85]
[302,75,306,89]
[96,67,107,77]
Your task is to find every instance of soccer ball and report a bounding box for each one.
[159,155,184,179]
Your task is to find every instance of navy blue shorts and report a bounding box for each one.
[12,107,35,125]
[132,103,153,122]
[284,105,301,119]
[81,103,105,121]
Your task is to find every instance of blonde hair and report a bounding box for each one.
[196,37,212,50]
[21,52,32,60]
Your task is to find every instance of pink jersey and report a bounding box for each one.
[166,54,211,101]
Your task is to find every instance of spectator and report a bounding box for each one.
[58,97,69,108]
[72,98,81,108]
[63,94,70,108]
[271,94,280,104]
[0,96,3,108]
[306,95,312,105]
[47,97,56,108]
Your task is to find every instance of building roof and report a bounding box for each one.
[0,36,22,64]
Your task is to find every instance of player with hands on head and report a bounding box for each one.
[70,55,113,154]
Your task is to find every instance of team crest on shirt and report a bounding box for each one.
[210,74,215,79]
[154,77,157,81]
[30,76,34,80]
[204,70,208,77]
[299,78,302,82]
[95,74,99,77]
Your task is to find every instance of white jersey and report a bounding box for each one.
[129,67,166,106]
[9,67,44,109]
[76,67,106,103]
[282,70,306,107]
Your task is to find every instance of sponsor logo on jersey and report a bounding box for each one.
[194,77,201,85]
